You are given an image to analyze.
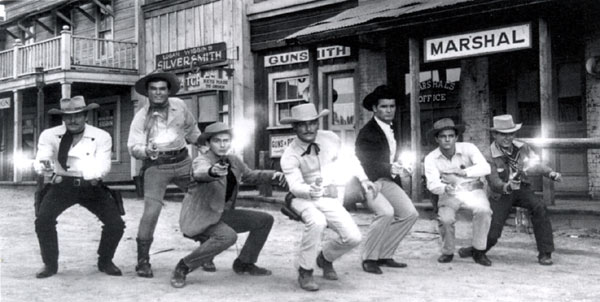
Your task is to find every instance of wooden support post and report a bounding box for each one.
[61,81,72,99]
[12,90,22,183]
[409,38,421,202]
[60,26,72,70]
[258,151,273,197]
[308,46,320,109]
[539,18,556,205]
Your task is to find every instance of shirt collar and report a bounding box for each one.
[374,116,392,132]
[490,140,525,158]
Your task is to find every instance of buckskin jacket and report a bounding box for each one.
[487,140,553,200]
[179,151,275,237]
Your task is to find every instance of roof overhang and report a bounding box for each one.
[282,0,563,45]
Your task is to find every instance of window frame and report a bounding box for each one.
[89,96,121,162]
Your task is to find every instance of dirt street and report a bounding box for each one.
[1,186,600,302]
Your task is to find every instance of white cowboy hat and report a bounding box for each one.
[490,114,522,133]
[47,96,99,115]
[280,103,330,124]
[135,69,180,97]
[586,56,600,77]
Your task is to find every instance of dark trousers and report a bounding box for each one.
[34,183,125,267]
[183,209,274,270]
[487,185,554,254]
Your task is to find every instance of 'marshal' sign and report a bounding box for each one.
[424,23,531,62]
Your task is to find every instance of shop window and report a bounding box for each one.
[273,76,309,125]
[197,92,229,129]
[404,67,461,149]
[90,97,120,161]
[557,63,583,122]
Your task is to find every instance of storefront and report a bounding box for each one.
[280,0,600,200]
[140,0,254,164]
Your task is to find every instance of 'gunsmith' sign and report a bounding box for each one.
[264,46,351,67]
[424,23,531,62]
[156,42,227,71]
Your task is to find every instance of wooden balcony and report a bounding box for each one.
[0,26,137,81]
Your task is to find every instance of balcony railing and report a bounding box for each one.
[0,26,137,81]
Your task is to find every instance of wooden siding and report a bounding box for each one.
[142,0,236,74]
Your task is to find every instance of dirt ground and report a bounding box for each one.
[1,186,600,302]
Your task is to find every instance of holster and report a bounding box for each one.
[280,192,303,222]
[34,182,50,218]
[103,184,125,216]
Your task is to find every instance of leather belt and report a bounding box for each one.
[157,148,187,157]
[145,148,188,166]
[54,176,98,187]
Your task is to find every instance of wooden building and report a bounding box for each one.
[250,0,600,201]
[0,0,140,183]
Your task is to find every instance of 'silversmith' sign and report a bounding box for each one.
[424,23,531,62]
[156,42,227,71]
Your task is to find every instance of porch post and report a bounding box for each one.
[12,89,22,183]
[409,38,421,202]
[12,39,22,79]
[60,26,72,70]
[61,81,72,99]
[308,46,320,108]
[539,18,556,205]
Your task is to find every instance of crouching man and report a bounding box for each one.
[170,122,285,288]
[424,118,493,266]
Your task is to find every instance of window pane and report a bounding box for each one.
[331,77,354,125]
[276,81,286,101]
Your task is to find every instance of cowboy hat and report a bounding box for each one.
[280,103,330,124]
[490,114,522,133]
[48,96,99,115]
[427,118,465,140]
[198,122,233,145]
[135,69,180,97]
[362,85,396,111]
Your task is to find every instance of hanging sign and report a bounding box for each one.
[180,69,232,92]
[0,97,10,109]
[264,46,351,67]
[424,23,531,62]
[156,42,227,71]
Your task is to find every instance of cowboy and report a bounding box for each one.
[423,118,493,266]
[280,103,377,291]
[354,85,418,274]
[459,114,561,265]
[33,96,125,278]
[169,122,285,288]
[127,69,201,278]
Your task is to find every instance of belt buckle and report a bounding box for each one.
[73,179,81,186]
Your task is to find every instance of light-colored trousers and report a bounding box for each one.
[437,189,492,255]
[363,179,419,260]
[291,194,362,270]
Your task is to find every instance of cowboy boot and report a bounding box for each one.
[170,259,190,288]
[98,222,124,276]
[36,228,59,278]
[136,238,153,278]
[298,267,319,291]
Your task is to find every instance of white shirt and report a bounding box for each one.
[35,124,112,180]
[423,142,491,195]
[374,116,396,162]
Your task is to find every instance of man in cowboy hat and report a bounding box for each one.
[280,103,377,291]
[169,122,285,288]
[33,96,125,278]
[459,114,561,265]
[354,85,418,274]
[423,118,493,266]
[128,69,201,277]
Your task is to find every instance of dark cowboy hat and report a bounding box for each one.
[48,96,99,115]
[279,103,330,124]
[362,85,396,111]
[135,69,180,97]
[427,118,465,140]
[198,122,233,145]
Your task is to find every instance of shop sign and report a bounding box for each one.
[156,42,227,71]
[418,80,456,103]
[180,70,232,92]
[269,134,296,158]
[0,97,10,109]
[424,23,531,62]
[264,46,351,67]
